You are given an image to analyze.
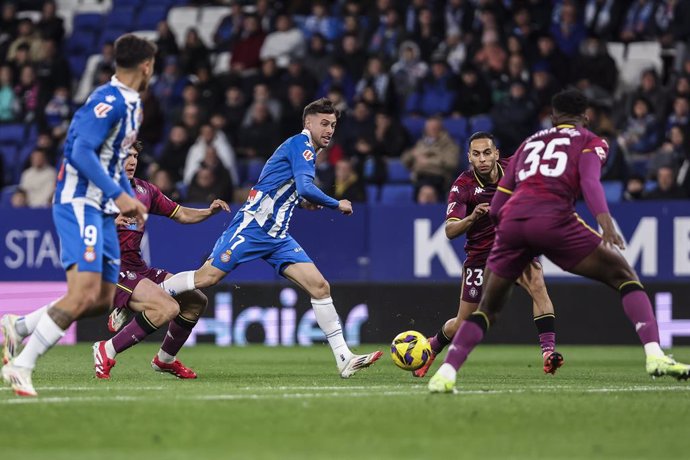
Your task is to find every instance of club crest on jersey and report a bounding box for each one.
[469,287,479,298]
[220,250,232,263]
[302,150,314,161]
[474,186,485,195]
[136,184,146,195]
[126,271,136,280]
[93,102,113,118]
[84,246,96,263]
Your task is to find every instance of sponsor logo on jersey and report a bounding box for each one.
[302,150,314,161]
[105,95,116,103]
[446,202,456,216]
[474,187,485,195]
[294,247,303,253]
[93,102,113,118]
[84,246,96,263]
[595,146,607,161]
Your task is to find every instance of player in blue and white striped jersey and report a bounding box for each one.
[158,98,383,378]
[1,34,155,397]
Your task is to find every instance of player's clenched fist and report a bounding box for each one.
[115,192,147,218]
[471,202,490,220]
[338,199,353,215]
[208,199,230,214]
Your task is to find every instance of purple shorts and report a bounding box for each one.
[114,265,171,310]
[487,213,601,280]
[461,262,486,303]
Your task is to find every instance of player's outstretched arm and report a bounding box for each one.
[173,199,231,224]
[445,203,489,239]
[294,173,341,211]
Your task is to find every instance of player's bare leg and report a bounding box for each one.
[516,261,563,374]
[283,262,382,378]
[3,267,112,396]
[569,243,690,380]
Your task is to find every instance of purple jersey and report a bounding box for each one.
[446,158,510,264]
[498,125,608,220]
[119,178,180,268]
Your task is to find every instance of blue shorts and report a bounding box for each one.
[52,202,120,284]
[209,215,312,275]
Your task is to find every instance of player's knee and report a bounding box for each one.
[311,278,330,299]
[182,290,208,317]
[158,297,180,321]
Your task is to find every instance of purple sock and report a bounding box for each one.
[429,327,452,354]
[111,312,158,354]
[161,315,197,357]
[538,332,556,355]
[444,319,486,371]
[622,290,660,344]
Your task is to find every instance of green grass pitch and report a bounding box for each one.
[3,344,690,460]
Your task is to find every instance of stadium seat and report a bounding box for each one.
[105,8,136,30]
[115,0,143,8]
[380,184,414,204]
[0,185,17,207]
[168,7,199,47]
[443,117,468,146]
[245,160,264,186]
[602,181,623,203]
[606,42,626,69]
[213,51,231,74]
[198,6,231,47]
[366,185,379,204]
[645,180,657,193]
[66,30,96,55]
[136,6,169,31]
[469,115,493,135]
[386,159,411,183]
[402,116,425,142]
[0,146,17,184]
[0,124,24,144]
[72,13,103,34]
[627,41,662,69]
[68,55,88,76]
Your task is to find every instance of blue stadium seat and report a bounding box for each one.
[175,181,187,201]
[99,28,129,48]
[245,160,264,186]
[115,0,143,8]
[380,184,414,204]
[0,145,17,184]
[366,185,379,204]
[0,124,24,144]
[68,55,88,77]
[66,30,95,55]
[386,159,410,183]
[469,115,493,135]
[402,116,425,142]
[14,145,34,183]
[105,9,136,31]
[443,117,468,146]
[0,185,17,207]
[72,13,103,33]
[602,181,623,203]
[645,180,657,193]
[136,6,169,30]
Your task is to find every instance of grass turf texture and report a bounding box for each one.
[2,344,689,460]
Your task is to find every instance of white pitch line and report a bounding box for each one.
[2,386,689,405]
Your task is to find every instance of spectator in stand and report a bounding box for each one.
[335,33,367,82]
[473,28,508,79]
[339,100,374,153]
[282,59,318,99]
[255,0,276,35]
[138,88,164,151]
[416,184,441,204]
[260,14,306,69]
[14,64,39,123]
[326,86,349,114]
[533,32,571,86]
[451,63,492,118]
[491,80,538,156]
[617,96,660,158]
[154,21,180,74]
[34,131,57,164]
[572,36,618,100]
[623,174,646,201]
[10,188,28,208]
[619,0,657,42]
[184,124,238,188]
[333,159,366,202]
[402,116,460,194]
[391,41,429,107]
[314,147,335,193]
[644,165,687,199]
[74,41,114,104]
[410,7,443,63]
[19,149,56,208]
[405,56,456,117]
[666,95,689,133]
[151,169,182,202]
[619,68,668,126]
[437,31,467,74]
[355,56,396,112]
[671,75,690,101]
[152,56,189,114]
[303,33,332,81]
[510,6,539,43]
[186,163,230,204]
[648,125,688,177]
[179,28,210,76]
[36,1,64,44]
[7,18,42,62]
[532,65,560,119]
[281,83,308,137]
[304,1,340,41]
[194,65,222,115]
[444,0,475,38]
[583,0,625,41]
[0,65,18,121]
[243,83,282,126]
[230,14,266,74]
[0,3,19,46]
[213,1,244,51]
[317,61,355,105]
[156,125,193,183]
[350,135,387,186]
[373,109,409,158]
[35,39,70,106]
[179,103,203,143]
[43,86,70,138]
[237,102,282,160]
[369,8,405,62]
[220,85,247,144]
[550,0,587,57]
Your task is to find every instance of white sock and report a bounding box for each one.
[160,271,196,296]
[157,349,175,364]
[105,340,117,359]
[15,302,54,337]
[13,314,65,370]
[437,363,458,380]
[311,297,353,369]
[644,342,665,358]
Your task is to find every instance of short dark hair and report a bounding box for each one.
[131,140,144,153]
[468,131,496,145]
[302,98,339,123]
[114,34,157,69]
[552,89,588,117]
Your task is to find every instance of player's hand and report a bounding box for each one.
[114,214,130,226]
[338,199,353,215]
[471,203,490,220]
[208,199,230,214]
[301,200,323,211]
[115,192,146,218]
[602,228,625,250]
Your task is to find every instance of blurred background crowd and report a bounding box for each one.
[0,0,689,209]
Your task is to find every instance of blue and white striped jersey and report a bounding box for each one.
[240,130,319,238]
[55,76,142,211]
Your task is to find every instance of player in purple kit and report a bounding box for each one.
[429,89,690,393]
[414,132,562,378]
[92,141,230,379]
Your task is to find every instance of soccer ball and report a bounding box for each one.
[390,330,432,371]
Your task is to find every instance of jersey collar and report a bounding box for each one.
[556,124,575,128]
[111,76,140,104]
[301,129,316,150]
[473,162,504,188]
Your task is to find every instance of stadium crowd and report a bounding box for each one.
[0,0,689,207]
